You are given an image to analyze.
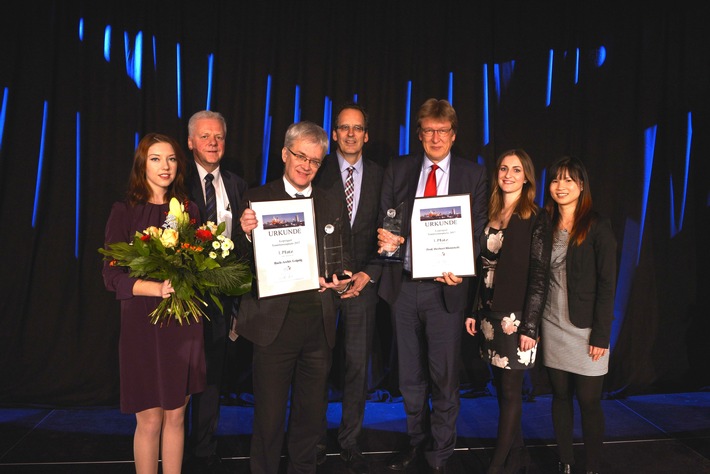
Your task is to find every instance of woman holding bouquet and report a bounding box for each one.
[102,133,206,474]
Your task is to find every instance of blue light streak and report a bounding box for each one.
[0,87,7,151]
[206,53,214,110]
[546,49,553,107]
[670,112,692,237]
[483,64,489,145]
[638,125,656,264]
[176,43,182,118]
[293,85,301,123]
[261,75,273,185]
[104,26,111,61]
[32,101,49,228]
[448,72,454,105]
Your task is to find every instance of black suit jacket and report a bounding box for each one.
[313,153,384,279]
[235,179,351,348]
[563,215,617,348]
[377,152,488,314]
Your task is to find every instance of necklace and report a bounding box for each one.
[497,208,514,229]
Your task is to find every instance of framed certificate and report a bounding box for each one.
[250,198,320,298]
[410,193,476,279]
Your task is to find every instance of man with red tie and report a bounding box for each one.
[377,98,488,473]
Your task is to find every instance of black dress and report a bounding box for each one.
[477,225,538,370]
[102,201,206,414]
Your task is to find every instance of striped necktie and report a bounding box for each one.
[345,166,355,221]
[204,173,217,223]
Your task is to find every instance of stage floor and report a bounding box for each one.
[1,391,709,473]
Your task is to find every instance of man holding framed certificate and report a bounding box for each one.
[376,99,488,473]
[235,121,352,474]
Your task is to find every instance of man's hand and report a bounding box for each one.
[240,208,258,236]
[377,228,404,254]
[435,272,462,286]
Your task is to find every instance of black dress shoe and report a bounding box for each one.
[341,447,369,474]
[386,445,421,471]
[558,462,572,473]
[428,462,447,473]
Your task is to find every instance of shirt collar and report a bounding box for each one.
[283,176,312,198]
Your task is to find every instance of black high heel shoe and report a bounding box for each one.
[558,462,572,473]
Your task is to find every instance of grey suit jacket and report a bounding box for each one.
[377,152,488,314]
[235,179,351,348]
[313,153,384,280]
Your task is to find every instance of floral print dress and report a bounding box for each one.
[478,225,537,370]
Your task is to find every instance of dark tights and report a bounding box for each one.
[547,367,605,472]
[488,367,526,473]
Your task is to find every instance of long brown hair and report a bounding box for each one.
[544,155,594,246]
[488,149,538,221]
[125,133,189,206]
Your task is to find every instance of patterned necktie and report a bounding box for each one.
[204,173,217,223]
[424,164,439,197]
[345,166,355,221]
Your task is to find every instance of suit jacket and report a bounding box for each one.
[377,152,488,314]
[235,179,351,348]
[562,214,617,348]
[313,153,384,280]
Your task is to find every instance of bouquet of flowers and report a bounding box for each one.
[99,198,252,326]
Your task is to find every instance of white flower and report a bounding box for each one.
[209,251,217,259]
[212,241,221,250]
[517,345,537,366]
[501,313,520,335]
[221,250,230,258]
[481,319,494,340]
[487,229,504,253]
[490,351,510,369]
[220,240,231,251]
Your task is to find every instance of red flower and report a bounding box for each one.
[195,229,214,242]
[141,234,151,241]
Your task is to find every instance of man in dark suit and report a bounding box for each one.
[377,99,488,473]
[236,121,352,474]
[184,110,248,474]
[313,102,384,474]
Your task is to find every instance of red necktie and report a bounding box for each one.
[424,164,439,197]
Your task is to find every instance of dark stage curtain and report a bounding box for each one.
[0,2,707,406]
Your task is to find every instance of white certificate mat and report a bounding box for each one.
[250,198,320,298]
[410,193,476,279]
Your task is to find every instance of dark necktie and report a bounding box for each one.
[424,163,439,197]
[345,166,355,221]
[204,173,217,223]
[294,193,304,198]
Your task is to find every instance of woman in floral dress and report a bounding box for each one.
[465,149,549,474]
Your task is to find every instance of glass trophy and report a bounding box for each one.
[379,201,406,262]
[323,218,350,283]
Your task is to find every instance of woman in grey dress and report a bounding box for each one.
[540,156,617,474]
[465,149,549,474]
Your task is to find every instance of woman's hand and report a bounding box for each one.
[465,317,477,336]
[519,334,537,352]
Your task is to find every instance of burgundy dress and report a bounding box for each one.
[102,201,206,414]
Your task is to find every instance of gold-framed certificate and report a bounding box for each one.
[250,198,320,298]
[410,193,476,279]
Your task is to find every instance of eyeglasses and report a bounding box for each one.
[420,127,453,138]
[287,147,323,168]
[335,124,366,133]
